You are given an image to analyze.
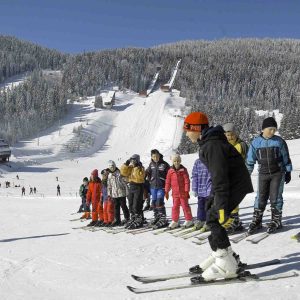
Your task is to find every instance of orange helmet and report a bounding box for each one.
[183,112,209,132]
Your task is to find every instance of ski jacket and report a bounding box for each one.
[192,159,212,198]
[86,177,102,205]
[146,156,170,189]
[79,184,88,199]
[229,138,248,160]
[246,134,292,175]
[120,164,145,184]
[198,126,253,213]
[107,168,127,198]
[165,165,190,198]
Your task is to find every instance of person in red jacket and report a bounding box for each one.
[86,169,103,226]
[165,154,193,229]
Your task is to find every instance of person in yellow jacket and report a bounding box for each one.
[120,154,145,229]
[222,123,249,233]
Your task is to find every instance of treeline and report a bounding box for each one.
[0,35,67,83]
[0,70,67,143]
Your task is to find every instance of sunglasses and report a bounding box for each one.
[183,123,208,131]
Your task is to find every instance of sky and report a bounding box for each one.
[0,0,300,53]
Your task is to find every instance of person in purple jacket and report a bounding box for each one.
[191,158,212,231]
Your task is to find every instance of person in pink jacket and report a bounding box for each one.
[165,154,193,229]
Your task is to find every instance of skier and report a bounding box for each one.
[107,160,130,226]
[86,169,103,226]
[183,112,253,282]
[246,117,292,234]
[21,186,25,196]
[79,177,91,219]
[33,187,37,194]
[29,187,33,195]
[222,122,248,233]
[145,149,170,228]
[165,154,193,229]
[191,158,212,231]
[101,169,114,227]
[56,184,61,196]
[120,154,145,229]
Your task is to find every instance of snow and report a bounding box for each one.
[0,90,300,300]
[255,109,284,128]
[0,73,28,92]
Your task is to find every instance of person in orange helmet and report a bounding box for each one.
[183,112,253,282]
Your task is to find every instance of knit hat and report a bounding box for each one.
[83,177,89,182]
[183,112,209,132]
[108,160,116,168]
[262,117,277,130]
[223,123,236,133]
[91,169,98,177]
[130,154,140,163]
[151,149,160,155]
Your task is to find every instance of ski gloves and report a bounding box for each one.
[285,172,291,184]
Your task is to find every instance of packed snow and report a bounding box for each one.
[0,90,299,300]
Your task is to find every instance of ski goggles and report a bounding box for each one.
[183,123,208,132]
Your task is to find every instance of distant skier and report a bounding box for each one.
[246,117,292,234]
[57,184,61,196]
[33,187,37,194]
[165,154,193,229]
[29,187,33,195]
[21,186,25,196]
[183,112,253,282]
[145,149,170,228]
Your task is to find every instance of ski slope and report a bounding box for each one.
[0,89,300,300]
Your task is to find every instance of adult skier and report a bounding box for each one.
[183,112,253,282]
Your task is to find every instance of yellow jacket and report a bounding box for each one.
[229,138,248,160]
[120,164,145,184]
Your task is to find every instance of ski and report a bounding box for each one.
[230,232,250,243]
[291,232,300,242]
[192,239,208,245]
[246,232,270,244]
[131,258,282,284]
[69,218,84,222]
[172,227,197,237]
[168,227,187,235]
[152,227,175,235]
[127,271,298,294]
[182,230,208,240]
[129,227,156,235]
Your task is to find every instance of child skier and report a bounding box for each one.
[165,154,193,229]
[107,160,130,226]
[191,158,212,231]
[222,122,248,233]
[246,117,292,234]
[101,169,114,227]
[79,177,91,219]
[86,169,103,227]
[145,149,170,228]
[184,112,253,282]
[120,154,145,229]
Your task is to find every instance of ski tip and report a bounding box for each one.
[127,286,137,293]
[131,274,141,281]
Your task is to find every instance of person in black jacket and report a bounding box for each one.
[145,149,170,228]
[183,112,253,282]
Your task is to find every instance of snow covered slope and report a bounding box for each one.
[0,89,299,300]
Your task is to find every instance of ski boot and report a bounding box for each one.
[183,220,194,228]
[225,214,244,235]
[193,220,206,230]
[267,208,282,233]
[152,214,169,229]
[191,247,239,283]
[247,209,263,234]
[87,220,97,227]
[127,215,143,229]
[94,220,104,227]
[111,220,121,227]
[168,221,179,229]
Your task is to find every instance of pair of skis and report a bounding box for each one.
[127,259,298,294]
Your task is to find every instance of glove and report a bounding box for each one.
[185,191,190,199]
[165,192,169,200]
[191,191,198,198]
[125,160,130,166]
[218,209,227,225]
[285,172,291,184]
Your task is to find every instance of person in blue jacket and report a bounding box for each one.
[247,117,292,234]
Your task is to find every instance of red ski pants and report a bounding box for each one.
[103,199,115,223]
[172,196,193,222]
[92,201,104,221]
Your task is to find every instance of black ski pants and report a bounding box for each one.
[113,196,130,222]
[127,183,144,217]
